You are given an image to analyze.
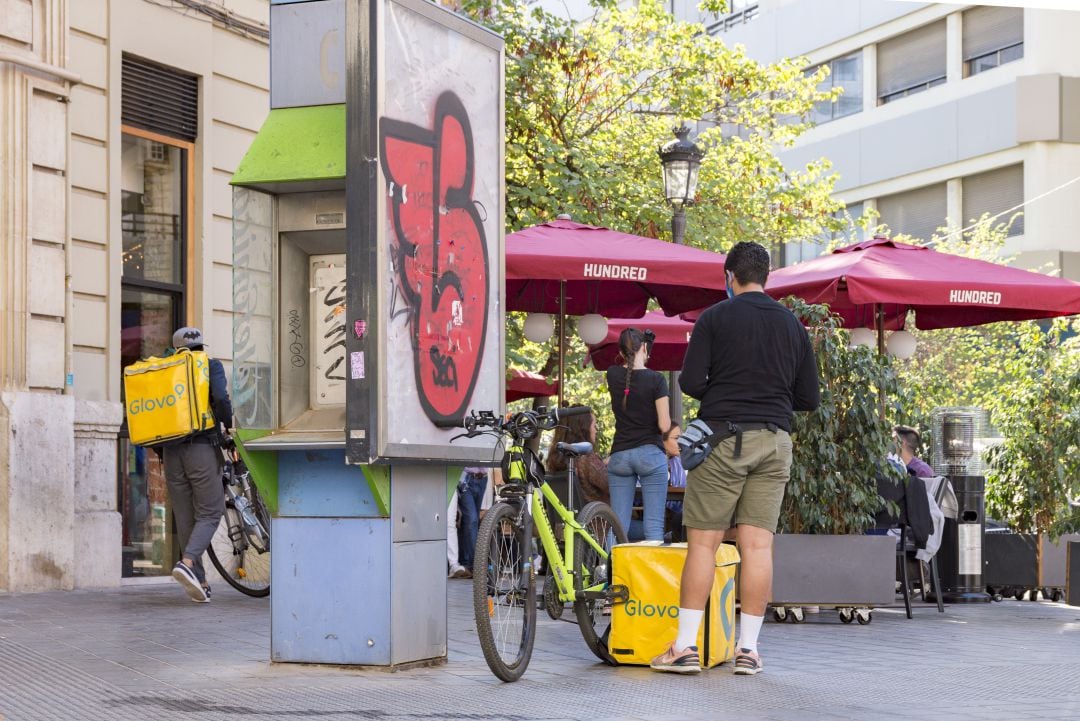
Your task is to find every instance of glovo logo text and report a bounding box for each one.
[624,598,679,618]
[129,384,187,415]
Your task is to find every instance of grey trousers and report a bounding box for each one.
[164,440,224,583]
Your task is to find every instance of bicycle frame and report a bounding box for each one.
[502,441,607,603]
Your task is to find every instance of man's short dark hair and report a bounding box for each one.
[724,241,771,286]
[894,425,921,452]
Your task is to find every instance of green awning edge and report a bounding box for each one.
[361,465,391,517]
[230,104,346,189]
[233,429,280,516]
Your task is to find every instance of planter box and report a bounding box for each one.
[1041,533,1080,587]
[984,532,1080,590]
[983,533,1038,588]
[1067,543,1079,607]
[771,534,896,606]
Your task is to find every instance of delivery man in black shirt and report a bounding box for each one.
[651,241,820,676]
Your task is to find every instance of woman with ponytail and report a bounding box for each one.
[605,327,672,541]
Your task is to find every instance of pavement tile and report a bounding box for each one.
[1,586,1079,721]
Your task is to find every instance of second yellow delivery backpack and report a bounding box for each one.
[123,349,215,446]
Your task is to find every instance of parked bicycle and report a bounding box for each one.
[451,407,628,682]
[207,438,271,597]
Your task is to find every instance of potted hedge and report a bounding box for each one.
[770,299,905,618]
[983,320,1080,601]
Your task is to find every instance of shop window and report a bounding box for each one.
[118,53,198,578]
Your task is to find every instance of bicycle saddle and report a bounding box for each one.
[556,441,593,457]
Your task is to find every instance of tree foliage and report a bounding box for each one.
[463,0,852,450]
[883,218,1080,534]
[458,0,845,250]
[983,321,1080,537]
[780,299,903,535]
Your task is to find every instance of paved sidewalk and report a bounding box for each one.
[1,579,1078,721]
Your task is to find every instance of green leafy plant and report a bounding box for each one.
[983,320,1080,540]
[780,299,904,535]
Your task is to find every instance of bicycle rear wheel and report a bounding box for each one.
[208,481,271,598]
[472,501,536,682]
[573,501,626,662]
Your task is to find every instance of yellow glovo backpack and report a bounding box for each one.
[123,348,216,446]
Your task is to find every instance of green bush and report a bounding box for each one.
[984,319,1080,539]
[780,299,905,535]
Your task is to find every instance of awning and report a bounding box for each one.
[230,104,345,194]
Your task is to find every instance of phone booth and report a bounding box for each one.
[230,0,504,667]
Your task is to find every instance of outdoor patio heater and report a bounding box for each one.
[931,407,992,603]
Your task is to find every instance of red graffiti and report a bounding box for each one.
[380,92,489,425]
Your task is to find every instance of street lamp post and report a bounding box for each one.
[658,124,704,427]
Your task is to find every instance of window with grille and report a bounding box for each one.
[877,21,947,105]
[808,52,863,125]
[963,6,1023,77]
[962,164,1024,236]
[121,54,199,142]
[876,184,947,243]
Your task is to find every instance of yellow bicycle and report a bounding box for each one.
[452,407,628,682]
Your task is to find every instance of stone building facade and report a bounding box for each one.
[1,0,270,591]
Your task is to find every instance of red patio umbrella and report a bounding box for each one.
[586,311,695,372]
[506,219,727,318]
[764,237,1080,334]
[507,218,726,405]
[505,369,559,403]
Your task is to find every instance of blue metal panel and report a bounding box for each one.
[277,449,380,517]
[271,517,392,664]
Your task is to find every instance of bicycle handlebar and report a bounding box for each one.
[448,405,593,442]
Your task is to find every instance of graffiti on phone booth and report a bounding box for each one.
[380,91,490,425]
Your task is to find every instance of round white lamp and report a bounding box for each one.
[577,314,609,345]
[887,330,917,359]
[523,313,554,343]
[849,327,875,348]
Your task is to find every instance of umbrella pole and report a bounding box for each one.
[558,280,566,408]
[875,304,886,356]
[875,303,886,420]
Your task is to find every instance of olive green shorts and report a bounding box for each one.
[682,429,794,533]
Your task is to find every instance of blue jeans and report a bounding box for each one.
[457,473,487,568]
[608,444,669,542]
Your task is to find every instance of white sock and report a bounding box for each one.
[738,613,764,652]
[675,608,704,650]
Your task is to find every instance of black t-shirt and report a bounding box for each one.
[606,365,669,454]
[679,292,820,432]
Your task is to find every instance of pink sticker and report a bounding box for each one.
[354,320,367,339]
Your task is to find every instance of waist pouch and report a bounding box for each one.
[678,419,778,470]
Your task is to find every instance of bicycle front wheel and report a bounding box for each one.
[207,484,271,597]
[472,501,536,682]
[573,501,627,662]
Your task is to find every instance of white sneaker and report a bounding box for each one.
[448,563,471,579]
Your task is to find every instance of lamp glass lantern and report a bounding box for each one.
[658,124,705,207]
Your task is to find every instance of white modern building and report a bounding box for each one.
[702,1,1080,277]
[1,0,270,592]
